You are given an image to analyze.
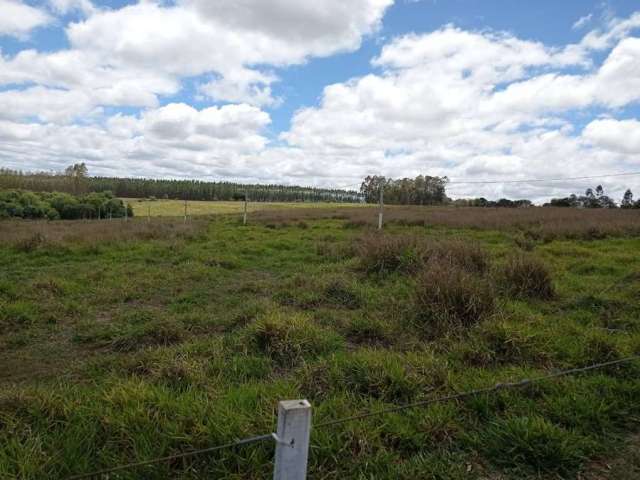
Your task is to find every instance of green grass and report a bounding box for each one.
[1,213,640,479]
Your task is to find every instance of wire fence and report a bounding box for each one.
[66,355,640,479]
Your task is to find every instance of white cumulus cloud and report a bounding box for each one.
[0,0,51,39]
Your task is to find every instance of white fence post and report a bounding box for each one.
[378,183,384,230]
[243,191,248,226]
[273,399,311,480]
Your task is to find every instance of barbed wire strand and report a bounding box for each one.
[446,171,640,185]
[66,433,273,480]
[334,170,640,190]
[313,356,639,429]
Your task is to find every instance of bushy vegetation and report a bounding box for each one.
[0,189,131,220]
[1,210,640,479]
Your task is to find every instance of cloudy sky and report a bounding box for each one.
[1,0,639,201]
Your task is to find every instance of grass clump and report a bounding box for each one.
[431,239,489,275]
[356,234,428,275]
[73,320,183,352]
[14,233,47,253]
[323,276,362,309]
[345,316,394,345]
[276,275,362,310]
[244,311,344,367]
[498,253,555,299]
[301,350,434,403]
[0,301,38,327]
[478,416,590,475]
[355,234,489,277]
[414,263,496,333]
[459,321,549,367]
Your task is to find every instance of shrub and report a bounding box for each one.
[245,312,344,367]
[499,253,555,299]
[415,262,496,333]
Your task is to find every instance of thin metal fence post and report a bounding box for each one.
[273,399,311,480]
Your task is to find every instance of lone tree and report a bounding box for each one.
[621,189,634,209]
[65,163,88,195]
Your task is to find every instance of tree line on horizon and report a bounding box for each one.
[2,166,639,210]
[545,185,640,209]
[0,166,361,203]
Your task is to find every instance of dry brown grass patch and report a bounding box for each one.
[0,218,207,250]
[252,205,640,240]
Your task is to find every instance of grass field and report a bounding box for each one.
[1,207,640,479]
[127,198,363,217]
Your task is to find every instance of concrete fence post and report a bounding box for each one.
[243,191,248,226]
[273,399,311,480]
[378,183,384,230]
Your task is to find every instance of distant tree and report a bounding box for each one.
[359,175,448,205]
[595,185,616,208]
[581,188,598,208]
[496,198,515,208]
[595,185,604,199]
[621,189,634,209]
[549,194,579,207]
[65,163,89,195]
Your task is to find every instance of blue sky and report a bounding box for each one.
[1,0,640,201]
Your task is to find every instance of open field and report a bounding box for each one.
[1,206,640,479]
[126,199,363,217]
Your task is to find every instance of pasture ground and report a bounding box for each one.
[126,199,363,217]
[1,206,640,479]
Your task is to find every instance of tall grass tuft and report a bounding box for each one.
[244,312,344,367]
[415,262,496,333]
[498,253,555,299]
[355,234,489,277]
[356,234,428,275]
